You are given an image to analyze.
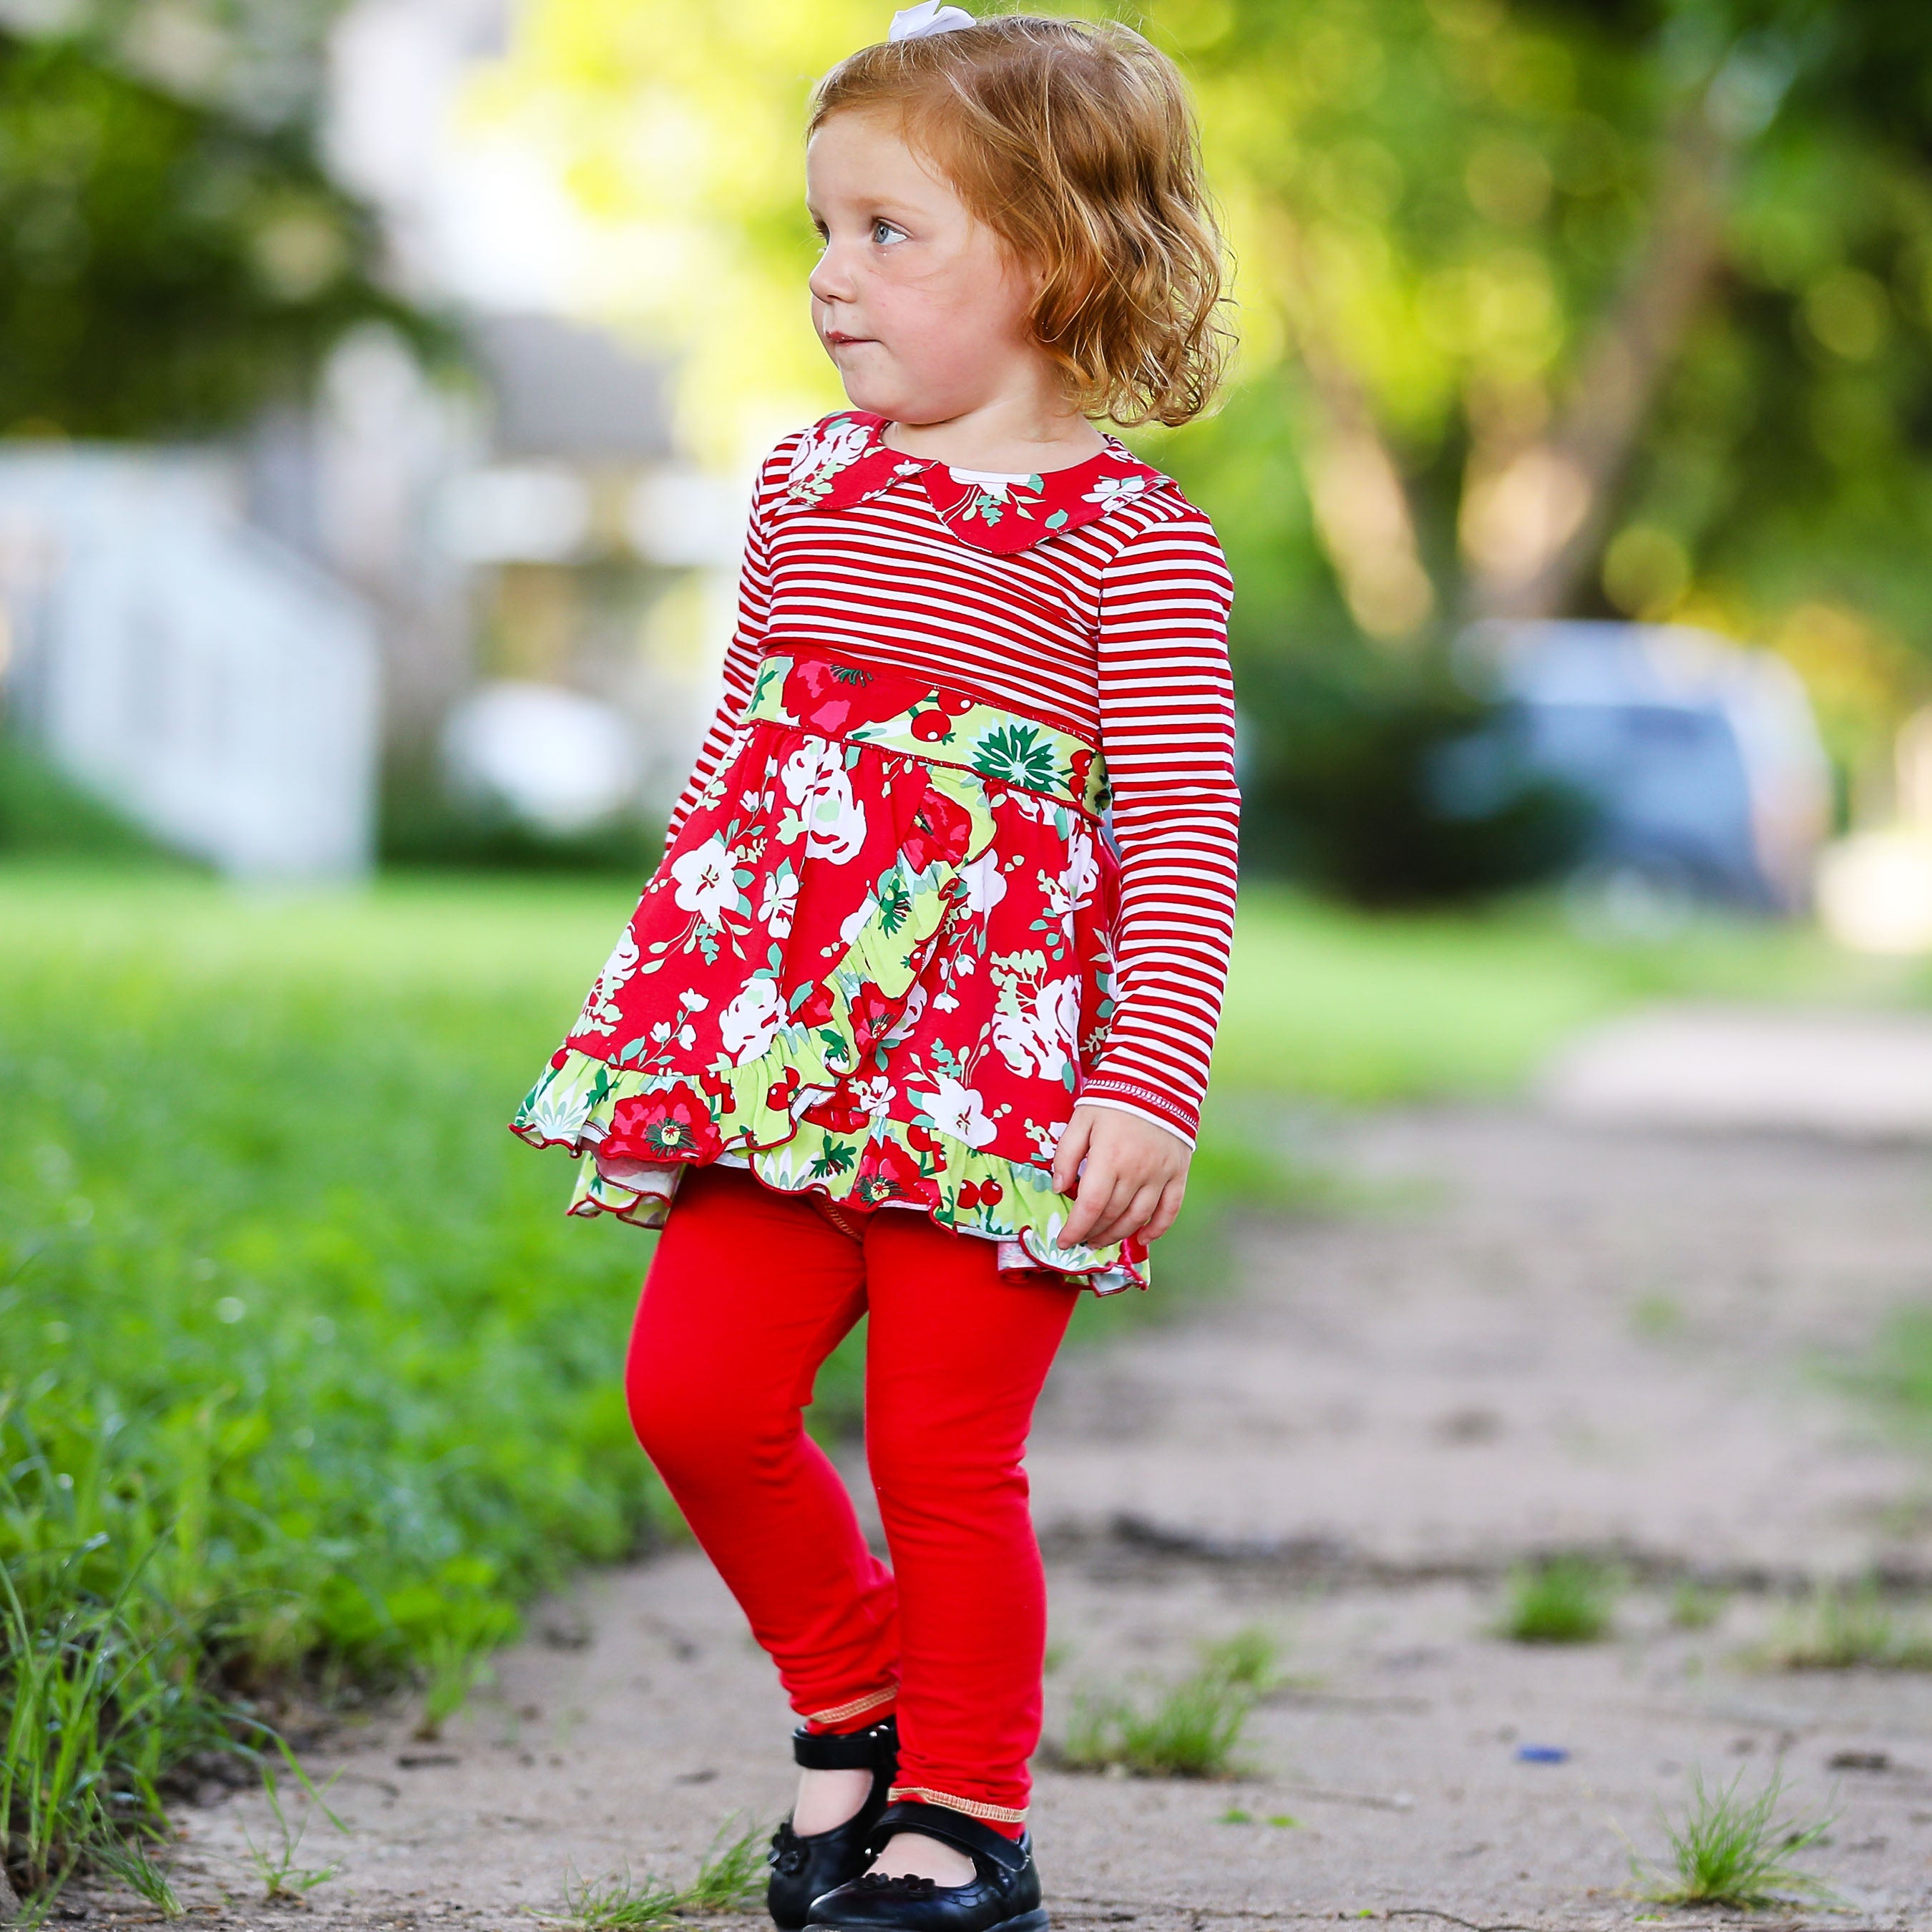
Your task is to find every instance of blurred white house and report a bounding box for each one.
[0,449,381,879]
[0,0,744,879]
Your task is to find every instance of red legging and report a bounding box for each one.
[625,1166,1078,1828]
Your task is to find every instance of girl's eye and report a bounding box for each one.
[872,219,907,246]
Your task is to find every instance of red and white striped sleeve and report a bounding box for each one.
[1078,499,1241,1148]
[660,438,795,846]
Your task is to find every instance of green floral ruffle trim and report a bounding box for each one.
[512,1047,1145,1293]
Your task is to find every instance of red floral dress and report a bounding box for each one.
[512,416,1239,1294]
[514,648,1140,1289]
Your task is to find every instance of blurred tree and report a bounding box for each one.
[0,19,439,437]
[476,0,1932,894]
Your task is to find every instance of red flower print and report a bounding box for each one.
[602,1083,721,1163]
[899,786,973,873]
[783,659,910,736]
[854,1138,939,1209]
[802,1080,870,1136]
[791,981,835,1028]
[766,1066,804,1112]
[847,980,900,1051]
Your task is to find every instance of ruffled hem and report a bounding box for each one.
[509,1047,1146,1294]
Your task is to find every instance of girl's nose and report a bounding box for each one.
[809,240,857,308]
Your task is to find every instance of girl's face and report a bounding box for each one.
[805,111,1042,425]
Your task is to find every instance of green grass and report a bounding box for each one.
[542,1818,768,1929]
[1668,1579,1728,1632]
[1759,1583,1932,1671]
[1633,1768,1838,1910]
[1497,1556,1618,1644]
[0,869,678,1895]
[232,1764,346,1903]
[1218,885,1896,1103]
[1060,1625,1279,1777]
[0,862,1886,1898]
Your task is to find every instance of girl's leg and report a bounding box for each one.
[625,1167,899,1735]
[859,1213,1080,1838]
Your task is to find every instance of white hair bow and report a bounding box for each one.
[889,2,975,41]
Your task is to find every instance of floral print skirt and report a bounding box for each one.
[509,647,1146,1292]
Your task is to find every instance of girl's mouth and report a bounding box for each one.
[825,331,876,348]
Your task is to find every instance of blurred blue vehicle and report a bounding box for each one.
[1445,620,1831,914]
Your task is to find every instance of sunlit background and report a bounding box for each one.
[6,0,1932,924]
[10,0,1932,1908]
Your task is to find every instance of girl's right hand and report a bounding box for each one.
[1052,1103,1191,1251]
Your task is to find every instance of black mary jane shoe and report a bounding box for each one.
[766,1717,901,1930]
[804,1798,1048,1932]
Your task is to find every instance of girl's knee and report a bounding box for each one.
[625,1349,801,1477]
[865,1430,1026,1520]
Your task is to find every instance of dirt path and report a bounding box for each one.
[142,1020,1932,1931]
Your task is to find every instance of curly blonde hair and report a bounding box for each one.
[809,14,1231,428]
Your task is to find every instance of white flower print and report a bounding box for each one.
[852,1075,896,1123]
[718,976,785,1063]
[781,739,867,863]
[947,469,1029,501]
[1038,1211,1099,1264]
[991,975,1080,1080]
[574,925,640,1036]
[960,849,1008,918]
[1041,830,1098,921]
[1083,474,1148,508]
[670,836,738,925]
[758,864,799,938]
[786,416,874,503]
[914,1073,997,1149]
[878,980,927,1050]
[520,1074,595,1144]
[839,896,876,947]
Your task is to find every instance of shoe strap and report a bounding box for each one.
[869,1799,1028,1878]
[791,1716,899,1771]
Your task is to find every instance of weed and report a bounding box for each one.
[235,1762,346,1903]
[91,1835,183,1919]
[543,1866,686,1931]
[1668,1580,1727,1631]
[536,1818,769,1930]
[1760,1583,1932,1670]
[680,1818,767,1911]
[1631,1767,1838,1909]
[1199,1626,1280,1691]
[1061,1629,1277,1777]
[1498,1556,1616,1644]
[417,1633,496,1742]
[0,1516,236,1898]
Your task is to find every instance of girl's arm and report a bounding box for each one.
[1080,499,1241,1145]
[660,441,792,847]
[1055,502,1239,1246]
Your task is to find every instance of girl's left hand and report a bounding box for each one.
[1052,1103,1192,1250]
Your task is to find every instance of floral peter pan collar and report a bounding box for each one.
[782,410,1167,555]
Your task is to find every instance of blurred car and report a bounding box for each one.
[1448,620,1831,915]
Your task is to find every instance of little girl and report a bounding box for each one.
[513,10,1238,1930]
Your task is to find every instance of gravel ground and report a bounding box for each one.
[83,1021,1932,1932]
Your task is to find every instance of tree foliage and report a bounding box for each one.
[480,2,1932,741]
[0,25,437,438]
